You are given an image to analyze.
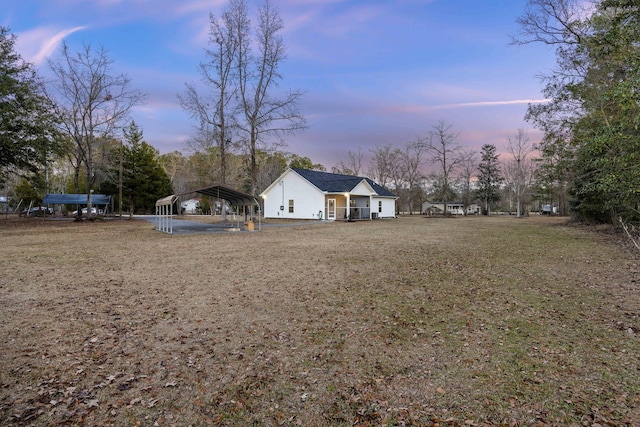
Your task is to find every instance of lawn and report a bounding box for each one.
[1,215,638,426]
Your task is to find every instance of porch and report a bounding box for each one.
[323,195,374,221]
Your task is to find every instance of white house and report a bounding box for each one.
[260,168,397,220]
[422,201,480,216]
[181,198,200,214]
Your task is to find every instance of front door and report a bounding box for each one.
[327,199,336,219]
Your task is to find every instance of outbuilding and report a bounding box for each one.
[42,193,112,215]
[155,185,261,234]
[422,201,480,216]
[260,168,397,220]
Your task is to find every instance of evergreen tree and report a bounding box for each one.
[0,27,64,184]
[288,154,325,171]
[516,0,640,224]
[101,122,172,215]
[476,144,503,215]
[569,1,640,223]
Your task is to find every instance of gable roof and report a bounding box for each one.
[291,168,396,197]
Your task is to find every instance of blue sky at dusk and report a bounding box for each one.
[2,0,555,170]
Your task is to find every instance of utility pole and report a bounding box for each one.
[119,140,123,219]
[516,157,521,218]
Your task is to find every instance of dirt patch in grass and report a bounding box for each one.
[1,215,639,426]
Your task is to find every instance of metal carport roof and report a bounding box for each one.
[43,194,112,205]
[179,185,260,207]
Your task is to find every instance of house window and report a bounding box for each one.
[378,201,382,213]
[288,199,294,213]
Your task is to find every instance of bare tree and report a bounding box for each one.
[67,137,83,195]
[333,148,364,176]
[183,120,236,187]
[49,42,143,216]
[510,0,590,47]
[179,8,240,185]
[401,141,428,214]
[511,0,592,138]
[368,144,400,190]
[502,157,536,215]
[506,129,536,217]
[159,151,191,199]
[457,150,478,215]
[234,0,306,195]
[424,120,464,215]
[367,142,425,214]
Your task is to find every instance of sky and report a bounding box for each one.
[2,0,556,170]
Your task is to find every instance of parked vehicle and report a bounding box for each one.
[72,207,98,216]
[20,206,54,217]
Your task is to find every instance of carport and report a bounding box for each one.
[155,185,261,234]
[43,193,112,214]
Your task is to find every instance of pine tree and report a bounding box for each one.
[102,122,172,215]
[0,27,63,184]
[476,144,503,215]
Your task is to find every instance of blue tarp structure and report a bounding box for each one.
[43,194,112,206]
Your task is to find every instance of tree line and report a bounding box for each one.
[2,0,637,225]
[332,122,536,217]
[364,0,640,223]
[514,0,640,225]
[0,0,308,215]
[0,17,562,219]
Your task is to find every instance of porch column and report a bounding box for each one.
[345,193,350,220]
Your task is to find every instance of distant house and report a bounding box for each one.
[260,168,397,220]
[422,201,480,216]
[542,204,557,215]
[181,198,200,214]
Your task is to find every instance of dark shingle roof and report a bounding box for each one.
[291,168,396,197]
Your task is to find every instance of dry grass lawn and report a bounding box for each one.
[1,215,639,426]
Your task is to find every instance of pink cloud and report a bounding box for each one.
[433,99,550,109]
[16,26,88,65]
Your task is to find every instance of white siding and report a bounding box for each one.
[351,180,374,196]
[373,197,396,218]
[262,170,325,219]
[181,199,199,214]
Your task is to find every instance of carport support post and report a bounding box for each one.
[257,205,261,231]
[155,195,175,234]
